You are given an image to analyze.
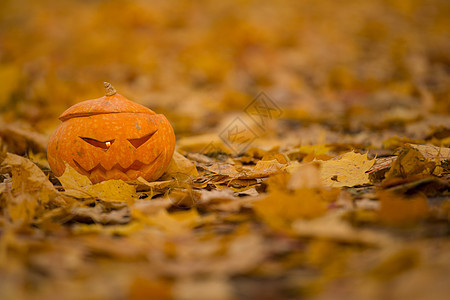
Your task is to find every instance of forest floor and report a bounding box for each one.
[0,0,449,299]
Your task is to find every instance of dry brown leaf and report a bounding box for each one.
[409,144,450,159]
[199,188,236,205]
[69,205,130,225]
[132,177,175,195]
[2,153,56,202]
[198,188,257,212]
[384,146,436,180]
[202,162,241,177]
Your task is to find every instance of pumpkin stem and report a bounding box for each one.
[104,82,117,96]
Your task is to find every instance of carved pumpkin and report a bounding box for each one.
[47,82,175,184]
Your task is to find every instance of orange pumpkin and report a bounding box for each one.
[47,82,175,184]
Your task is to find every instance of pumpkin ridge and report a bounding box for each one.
[59,95,156,121]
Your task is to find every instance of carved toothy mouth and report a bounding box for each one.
[73,153,162,181]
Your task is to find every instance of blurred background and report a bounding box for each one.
[0,0,449,139]
[0,2,449,299]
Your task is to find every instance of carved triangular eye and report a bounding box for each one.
[128,130,157,149]
[80,137,114,150]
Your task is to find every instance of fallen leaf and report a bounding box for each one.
[85,180,137,202]
[57,163,136,202]
[132,177,175,196]
[160,151,199,180]
[319,151,375,187]
[198,188,257,212]
[367,156,397,182]
[202,163,241,177]
[2,153,56,202]
[384,146,436,180]
[381,175,449,196]
[131,198,172,219]
[409,143,450,159]
[238,159,286,179]
[57,162,92,190]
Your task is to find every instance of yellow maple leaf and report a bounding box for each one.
[319,151,375,187]
[84,180,137,202]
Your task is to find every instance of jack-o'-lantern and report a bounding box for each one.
[47,82,175,184]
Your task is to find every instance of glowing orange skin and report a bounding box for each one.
[47,93,175,184]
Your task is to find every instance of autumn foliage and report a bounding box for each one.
[0,0,449,299]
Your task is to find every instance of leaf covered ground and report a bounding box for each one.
[0,0,449,299]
